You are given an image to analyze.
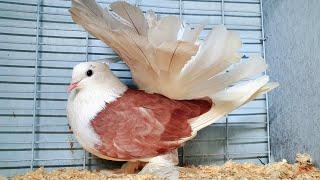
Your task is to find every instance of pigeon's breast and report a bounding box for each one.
[66,90,107,149]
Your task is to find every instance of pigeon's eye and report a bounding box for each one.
[86,69,93,77]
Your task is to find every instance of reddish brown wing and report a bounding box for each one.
[91,89,212,160]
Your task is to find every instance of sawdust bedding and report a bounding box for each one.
[5,154,320,180]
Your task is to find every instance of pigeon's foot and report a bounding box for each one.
[113,161,146,174]
[138,150,180,180]
[139,162,180,180]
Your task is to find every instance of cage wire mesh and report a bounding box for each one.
[0,0,269,177]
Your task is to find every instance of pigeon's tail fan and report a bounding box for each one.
[69,0,277,110]
[189,76,279,133]
[173,26,278,132]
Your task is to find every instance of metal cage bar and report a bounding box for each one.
[221,0,230,162]
[178,0,185,165]
[259,0,271,163]
[30,0,42,170]
[82,31,90,169]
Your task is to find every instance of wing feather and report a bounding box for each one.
[110,1,148,35]
[91,89,212,159]
[186,57,267,99]
[180,20,207,43]
[148,16,181,46]
[155,41,198,73]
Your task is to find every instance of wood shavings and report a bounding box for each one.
[296,153,312,165]
[180,154,320,179]
[12,168,156,180]
[0,176,7,180]
[11,154,320,180]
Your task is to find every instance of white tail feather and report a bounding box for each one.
[180,26,242,79]
[190,76,276,132]
[184,57,267,99]
[70,0,278,134]
[145,11,157,28]
[110,1,148,35]
[180,19,207,43]
[148,16,181,46]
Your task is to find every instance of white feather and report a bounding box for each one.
[185,57,268,99]
[180,19,207,43]
[181,26,242,79]
[145,10,157,28]
[148,16,181,46]
[190,76,274,132]
[110,1,148,35]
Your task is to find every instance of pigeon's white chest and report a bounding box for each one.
[67,91,104,148]
[66,84,127,150]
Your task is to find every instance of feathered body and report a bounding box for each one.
[67,0,278,167]
[93,89,212,159]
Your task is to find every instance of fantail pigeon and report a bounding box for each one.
[67,0,278,177]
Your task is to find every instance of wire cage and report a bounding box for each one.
[0,0,269,177]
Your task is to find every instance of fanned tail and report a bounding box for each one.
[70,0,278,134]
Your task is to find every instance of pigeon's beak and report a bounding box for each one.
[67,81,79,92]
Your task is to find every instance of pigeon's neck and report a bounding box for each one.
[77,74,128,105]
[67,75,127,148]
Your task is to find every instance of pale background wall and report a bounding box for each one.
[263,0,320,166]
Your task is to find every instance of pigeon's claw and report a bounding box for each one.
[139,150,180,180]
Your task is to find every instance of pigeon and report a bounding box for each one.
[67,0,278,177]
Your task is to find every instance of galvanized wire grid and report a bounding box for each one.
[0,0,269,177]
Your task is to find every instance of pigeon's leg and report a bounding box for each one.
[139,149,180,180]
[114,161,146,174]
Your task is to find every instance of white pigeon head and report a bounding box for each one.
[68,62,115,92]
